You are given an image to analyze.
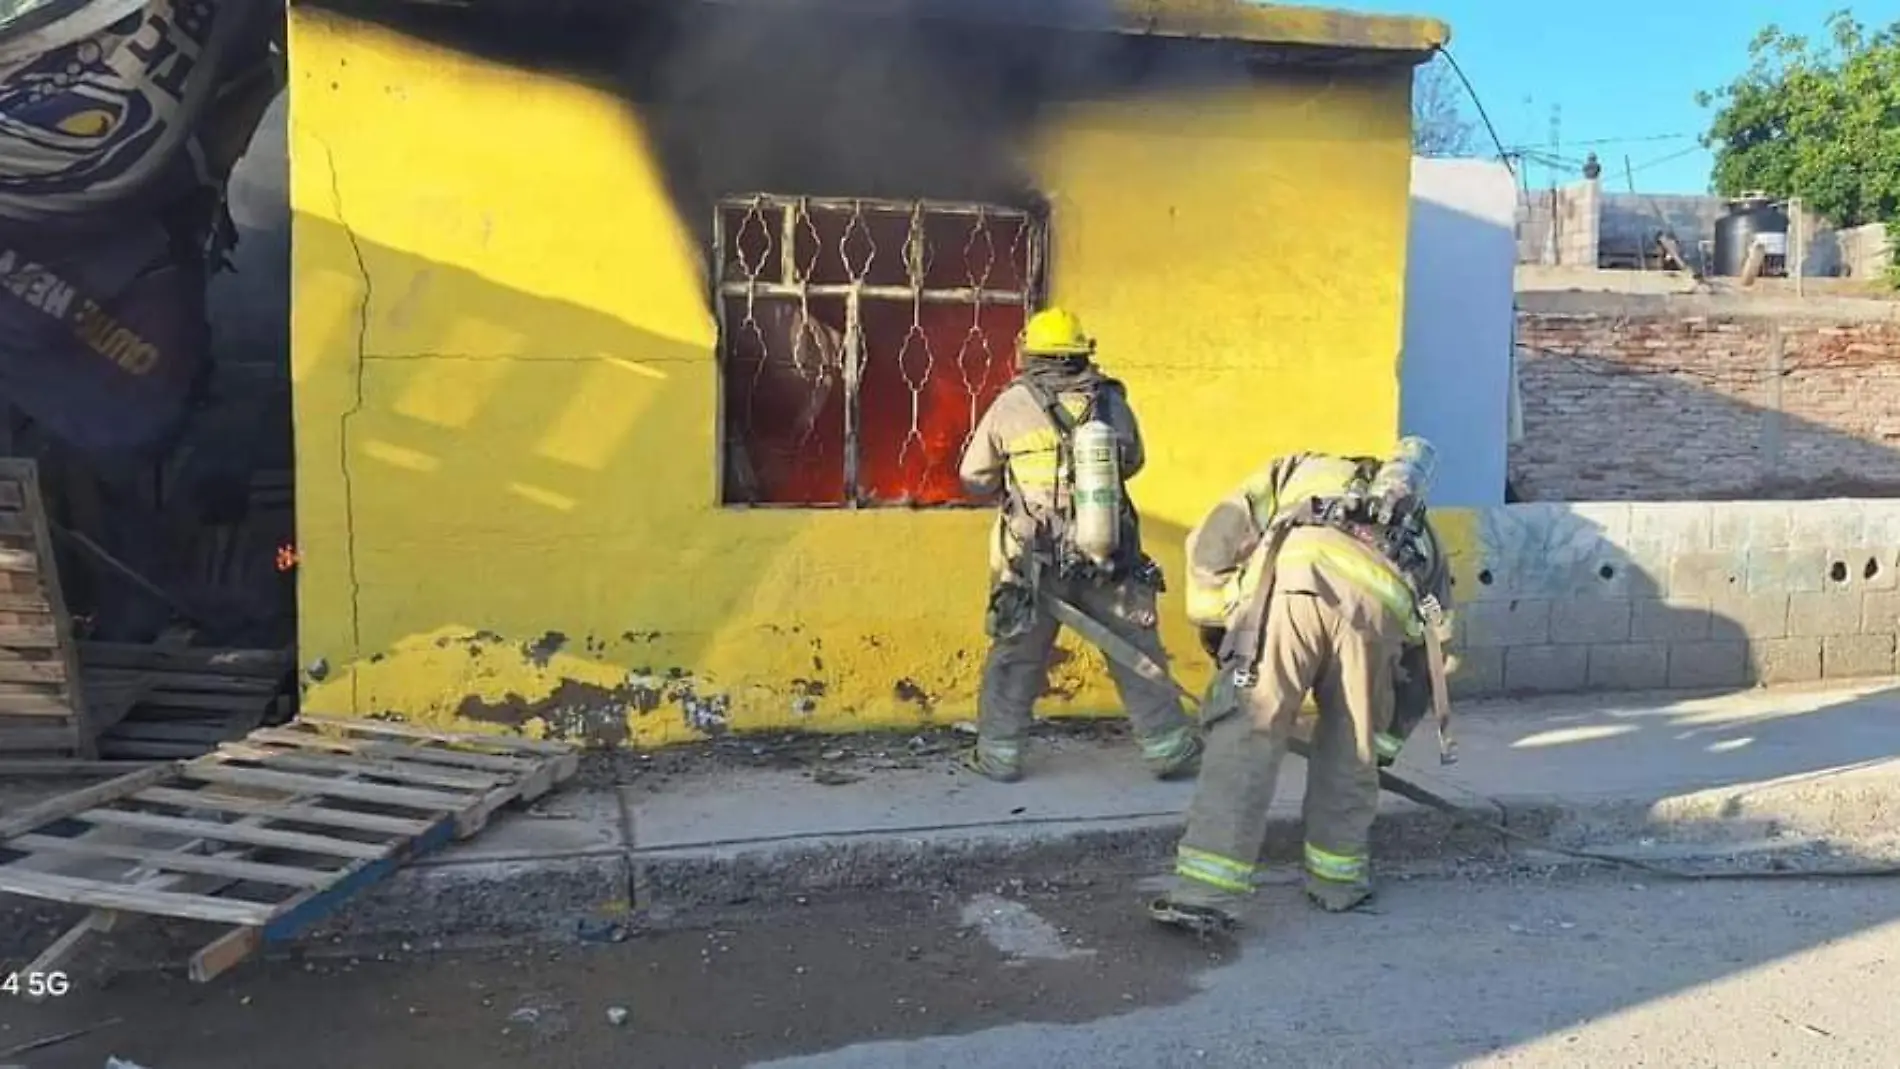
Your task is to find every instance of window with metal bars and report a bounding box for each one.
[713,195,1047,507]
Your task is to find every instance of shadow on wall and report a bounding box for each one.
[1450,511,1751,700]
[291,206,1230,745]
[1400,174,1516,509]
[292,209,816,747]
[1510,306,1900,502]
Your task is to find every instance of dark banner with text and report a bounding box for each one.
[0,225,204,453]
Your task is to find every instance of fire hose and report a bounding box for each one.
[1039,589,1900,882]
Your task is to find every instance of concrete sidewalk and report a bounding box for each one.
[313,677,1900,941]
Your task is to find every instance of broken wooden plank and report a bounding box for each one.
[247,727,540,774]
[181,762,481,813]
[18,921,97,992]
[132,787,436,837]
[15,461,91,757]
[192,813,460,983]
[0,759,164,777]
[82,684,149,737]
[135,691,279,714]
[0,763,181,841]
[236,811,459,968]
[0,622,61,648]
[0,656,67,684]
[86,669,281,695]
[110,721,251,744]
[96,739,234,760]
[76,809,392,861]
[0,868,273,926]
[0,726,82,752]
[80,642,289,677]
[297,715,575,756]
[189,926,262,985]
[8,834,336,889]
[0,687,74,717]
[217,743,511,791]
[0,591,49,613]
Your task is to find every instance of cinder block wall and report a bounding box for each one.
[1515,181,1598,266]
[1447,500,1900,698]
[1598,192,1725,267]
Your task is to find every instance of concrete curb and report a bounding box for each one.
[306,803,1505,942]
[630,799,1508,917]
[312,768,1900,943]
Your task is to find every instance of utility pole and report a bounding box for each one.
[1548,104,1562,192]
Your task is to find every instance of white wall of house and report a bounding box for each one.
[1401,156,1518,508]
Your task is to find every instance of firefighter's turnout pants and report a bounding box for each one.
[1171,526,1408,912]
[975,568,1197,777]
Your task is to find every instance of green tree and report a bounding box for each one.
[1414,54,1478,158]
[1699,9,1900,228]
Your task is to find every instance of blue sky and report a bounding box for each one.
[1334,0,1900,194]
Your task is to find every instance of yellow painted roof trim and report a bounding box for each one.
[1115,0,1450,54]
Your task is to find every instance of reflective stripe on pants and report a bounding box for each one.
[1176,846,1255,895]
[1373,731,1405,761]
[1140,724,1198,763]
[1166,567,1402,909]
[977,737,1023,765]
[1303,841,1369,884]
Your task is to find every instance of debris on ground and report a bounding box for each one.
[594,718,1134,795]
[0,1017,121,1060]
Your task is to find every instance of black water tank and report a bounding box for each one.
[1712,196,1791,277]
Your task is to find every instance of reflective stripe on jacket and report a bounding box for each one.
[959,376,1144,578]
[1183,453,1454,643]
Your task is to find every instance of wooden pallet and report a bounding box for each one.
[0,716,579,985]
[0,458,91,759]
[81,642,293,759]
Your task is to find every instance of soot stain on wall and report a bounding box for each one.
[304,0,1282,261]
[457,670,733,743]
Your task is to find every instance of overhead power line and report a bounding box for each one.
[1627,144,1706,174]
[1434,46,1515,178]
[1502,132,1695,153]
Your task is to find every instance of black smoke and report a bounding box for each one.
[299,0,1277,244]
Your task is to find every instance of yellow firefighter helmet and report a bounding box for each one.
[1020,307,1095,357]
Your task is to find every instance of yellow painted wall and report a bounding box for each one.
[288,11,1419,746]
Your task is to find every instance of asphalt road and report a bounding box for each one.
[4,867,1899,1068]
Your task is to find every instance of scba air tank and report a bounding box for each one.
[1070,418,1123,567]
[1365,436,1439,522]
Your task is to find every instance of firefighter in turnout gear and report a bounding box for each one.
[1149,438,1455,931]
[957,308,1201,783]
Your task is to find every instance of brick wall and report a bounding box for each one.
[1511,292,1900,501]
[1448,500,1900,698]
